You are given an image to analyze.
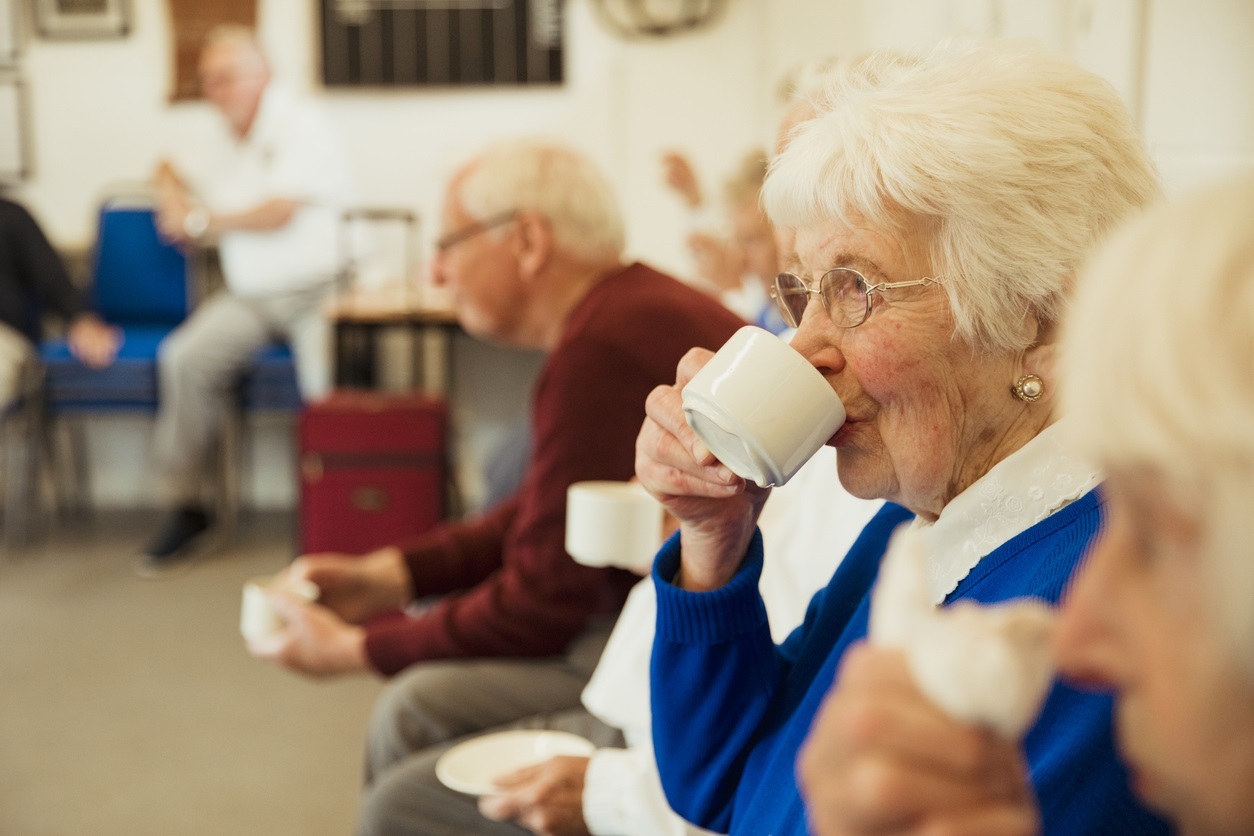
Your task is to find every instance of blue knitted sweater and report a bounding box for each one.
[650,492,1170,835]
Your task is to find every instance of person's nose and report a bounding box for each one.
[788,305,847,378]
[1053,542,1123,692]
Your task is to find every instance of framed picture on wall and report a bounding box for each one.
[33,0,131,39]
[1,0,19,64]
[0,70,31,181]
[321,0,563,87]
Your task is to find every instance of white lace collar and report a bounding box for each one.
[909,421,1101,604]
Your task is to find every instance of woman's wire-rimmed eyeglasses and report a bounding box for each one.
[435,210,519,254]
[770,267,946,328]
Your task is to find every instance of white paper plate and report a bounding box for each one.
[435,729,596,796]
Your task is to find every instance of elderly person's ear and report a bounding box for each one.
[1013,313,1061,405]
[514,211,554,280]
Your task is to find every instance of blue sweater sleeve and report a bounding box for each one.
[650,505,914,831]
[650,528,777,831]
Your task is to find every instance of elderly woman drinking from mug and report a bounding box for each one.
[798,174,1254,836]
[634,40,1169,836]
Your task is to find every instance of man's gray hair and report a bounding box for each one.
[763,39,1160,352]
[456,140,625,263]
[1062,174,1254,680]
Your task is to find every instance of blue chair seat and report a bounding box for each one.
[38,326,177,411]
[239,343,303,412]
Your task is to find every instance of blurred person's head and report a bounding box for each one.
[767,52,915,276]
[432,140,625,349]
[722,150,777,282]
[198,25,270,138]
[1055,174,1254,835]
[757,38,1159,518]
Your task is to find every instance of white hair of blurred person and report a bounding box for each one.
[768,55,847,158]
[770,52,921,159]
[763,39,1161,353]
[1062,174,1254,677]
[455,139,626,265]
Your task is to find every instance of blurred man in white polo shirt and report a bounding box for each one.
[144,25,354,574]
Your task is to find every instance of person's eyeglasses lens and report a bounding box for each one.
[772,268,874,328]
[823,268,869,327]
[772,273,809,328]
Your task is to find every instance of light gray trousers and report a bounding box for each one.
[153,284,332,505]
[358,620,623,836]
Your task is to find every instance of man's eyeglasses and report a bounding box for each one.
[770,267,946,328]
[435,210,519,254]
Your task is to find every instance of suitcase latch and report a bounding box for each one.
[301,453,323,483]
[351,487,388,512]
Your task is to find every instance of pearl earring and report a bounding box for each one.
[1012,374,1044,403]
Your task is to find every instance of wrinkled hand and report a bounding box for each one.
[284,547,410,625]
[661,151,702,209]
[799,643,1040,836]
[478,755,592,836]
[152,160,196,245]
[66,314,120,369]
[153,159,183,192]
[635,349,769,591]
[245,590,370,678]
[153,203,193,245]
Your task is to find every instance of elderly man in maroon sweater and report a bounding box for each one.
[250,140,744,833]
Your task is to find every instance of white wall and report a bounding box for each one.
[7,0,1253,510]
[12,0,776,274]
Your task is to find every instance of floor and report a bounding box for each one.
[0,510,384,836]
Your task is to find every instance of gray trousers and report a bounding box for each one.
[153,285,332,505]
[359,620,622,836]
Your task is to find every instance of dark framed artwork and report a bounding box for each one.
[321,0,563,87]
[32,0,132,39]
[1,0,18,64]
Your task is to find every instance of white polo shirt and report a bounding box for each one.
[196,83,355,297]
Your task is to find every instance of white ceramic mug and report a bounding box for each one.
[565,481,665,572]
[240,574,321,644]
[681,325,845,487]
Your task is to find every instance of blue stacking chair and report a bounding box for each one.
[5,197,191,545]
[41,199,190,412]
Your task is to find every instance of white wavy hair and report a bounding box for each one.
[455,140,625,263]
[762,39,1161,352]
[1062,174,1254,679]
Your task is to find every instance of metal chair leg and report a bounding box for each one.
[55,419,92,519]
[215,405,243,545]
[2,388,45,550]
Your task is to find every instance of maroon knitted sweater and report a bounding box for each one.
[364,262,746,675]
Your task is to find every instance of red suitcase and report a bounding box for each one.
[298,390,448,554]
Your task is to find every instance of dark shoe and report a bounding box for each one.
[135,506,212,579]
